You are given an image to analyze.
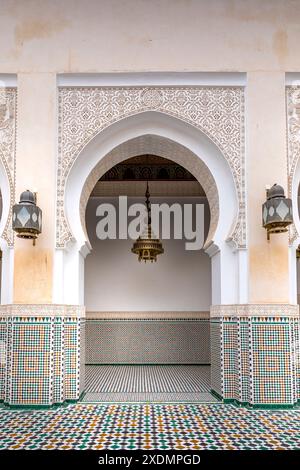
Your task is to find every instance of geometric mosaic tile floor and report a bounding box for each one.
[83,365,218,403]
[1,403,300,450]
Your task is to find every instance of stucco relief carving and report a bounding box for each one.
[57,86,245,249]
[0,304,85,317]
[286,87,300,244]
[210,304,299,318]
[0,88,16,247]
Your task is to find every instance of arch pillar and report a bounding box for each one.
[0,75,85,407]
[209,73,299,407]
[0,242,13,304]
[53,242,90,306]
[205,242,248,306]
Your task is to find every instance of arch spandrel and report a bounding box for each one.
[57,86,245,249]
[286,86,300,245]
[0,88,16,248]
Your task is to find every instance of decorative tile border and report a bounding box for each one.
[210,318,223,397]
[86,311,209,320]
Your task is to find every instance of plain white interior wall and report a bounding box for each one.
[85,196,211,311]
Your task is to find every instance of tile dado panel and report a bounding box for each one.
[0,305,85,407]
[211,305,300,406]
[86,313,210,364]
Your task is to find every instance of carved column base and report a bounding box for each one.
[210,304,299,407]
[0,305,85,407]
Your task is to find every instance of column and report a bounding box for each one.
[211,73,299,407]
[0,74,85,407]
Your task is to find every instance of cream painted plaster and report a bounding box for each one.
[1,1,297,304]
[247,72,289,303]
[0,0,299,73]
[13,248,53,304]
[13,74,56,303]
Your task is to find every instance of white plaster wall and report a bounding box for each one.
[85,196,211,311]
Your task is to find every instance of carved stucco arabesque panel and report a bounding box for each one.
[0,88,16,247]
[0,304,85,318]
[210,304,299,318]
[57,86,245,249]
[286,86,300,245]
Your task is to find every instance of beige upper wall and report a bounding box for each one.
[1,0,297,304]
[0,0,300,73]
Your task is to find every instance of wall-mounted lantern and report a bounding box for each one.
[262,184,293,240]
[12,190,42,245]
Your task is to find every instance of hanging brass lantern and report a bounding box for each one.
[131,182,164,262]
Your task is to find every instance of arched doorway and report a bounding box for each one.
[55,111,243,402]
[83,154,212,401]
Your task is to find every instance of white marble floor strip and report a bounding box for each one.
[85,365,211,393]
